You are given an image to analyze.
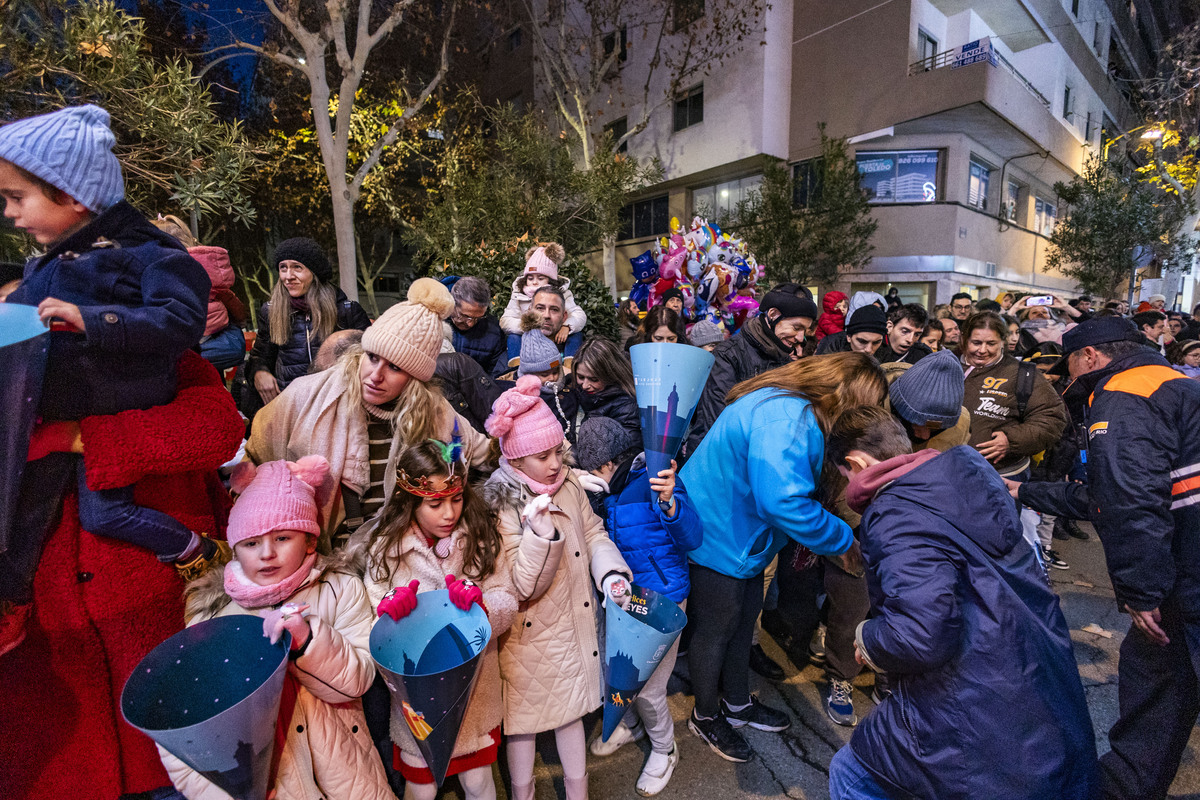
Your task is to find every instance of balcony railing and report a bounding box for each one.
[908,48,1050,110]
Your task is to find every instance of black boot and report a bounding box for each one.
[1053,516,1089,541]
[749,643,786,682]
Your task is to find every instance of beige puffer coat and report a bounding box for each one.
[360,524,517,767]
[482,466,631,735]
[160,565,393,800]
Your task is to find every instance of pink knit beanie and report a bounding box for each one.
[523,242,565,282]
[226,456,330,546]
[485,375,566,460]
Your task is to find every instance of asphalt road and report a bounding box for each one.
[453,523,1200,799]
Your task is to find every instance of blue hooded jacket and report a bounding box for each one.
[681,388,852,578]
[596,455,703,602]
[851,445,1097,800]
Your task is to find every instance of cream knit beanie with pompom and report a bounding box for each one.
[361,278,454,381]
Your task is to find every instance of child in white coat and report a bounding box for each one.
[360,438,517,800]
[481,376,632,800]
[161,456,392,800]
[499,243,588,361]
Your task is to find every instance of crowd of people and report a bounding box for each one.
[2,105,1200,800]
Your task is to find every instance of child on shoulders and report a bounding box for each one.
[500,243,587,360]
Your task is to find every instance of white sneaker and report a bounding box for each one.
[636,745,678,796]
[589,720,645,756]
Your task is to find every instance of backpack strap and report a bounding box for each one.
[1016,361,1037,422]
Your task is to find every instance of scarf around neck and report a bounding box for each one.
[224,552,320,609]
[500,457,568,497]
[846,449,940,515]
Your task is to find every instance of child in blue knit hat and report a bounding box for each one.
[0,105,216,653]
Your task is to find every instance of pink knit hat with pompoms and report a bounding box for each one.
[226,456,330,546]
[485,375,566,460]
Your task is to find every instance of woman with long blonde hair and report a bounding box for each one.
[678,352,886,762]
[246,279,491,549]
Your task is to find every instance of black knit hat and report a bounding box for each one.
[761,288,818,324]
[845,304,888,337]
[575,416,638,472]
[661,287,685,305]
[272,237,333,284]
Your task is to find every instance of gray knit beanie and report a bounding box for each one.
[575,416,638,472]
[517,328,562,376]
[888,349,964,430]
[0,105,124,212]
[688,319,725,347]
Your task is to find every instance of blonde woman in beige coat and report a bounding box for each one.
[482,377,633,800]
[358,441,517,800]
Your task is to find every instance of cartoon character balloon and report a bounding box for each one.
[629,250,659,310]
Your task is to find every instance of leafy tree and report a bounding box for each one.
[1046,154,1192,300]
[205,0,458,303]
[0,0,259,252]
[734,130,876,287]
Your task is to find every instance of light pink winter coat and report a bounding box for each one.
[189,245,235,336]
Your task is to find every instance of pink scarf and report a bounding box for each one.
[501,457,567,496]
[224,553,320,609]
[846,449,940,515]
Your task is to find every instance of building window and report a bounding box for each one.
[603,26,628,65]
[692,174,763,222]
[1062,83,1073,120]
[605,117,628,153]
[917,28,938,62]
[1072,0,1081,17]
[968,159,991,210]
[507,28,523,52]
[1093,21,1105,53]
[618,194,669,240]
[673,0,704,31]
[375,274,401,294]
[793,159,823,207]
[856,150,940,203]
[1035,197,1057,236]
[1004,180,1021,222]
[1085,111,1094,142]
[673,85,704,132]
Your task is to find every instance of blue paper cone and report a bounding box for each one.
[121,615,291,800]
[370,589,491,786]
[630,343,714,479]
[0,303,49,558]
[602,584,687,741]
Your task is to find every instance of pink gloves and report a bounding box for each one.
[377,580,421,621]
[262,602,311,651]
[446,574,485,612]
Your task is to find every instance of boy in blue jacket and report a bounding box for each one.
[574,416,702,797]
[0,106,216,649]
[825,405,1096,800]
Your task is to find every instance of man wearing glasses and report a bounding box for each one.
[447,276,508,377]
[949,292,975,323]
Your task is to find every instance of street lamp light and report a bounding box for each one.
[1102,124,1163,158]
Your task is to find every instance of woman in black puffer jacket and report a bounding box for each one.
[247,238,370,406]
[572,337,641,439]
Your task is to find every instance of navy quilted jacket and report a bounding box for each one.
[451,313,508,377]
[247,289,369,389]
[851,446,1097,800]
[596,457,703,601]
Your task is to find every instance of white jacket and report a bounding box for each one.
[499,276,588,335]
[160,567,394,800]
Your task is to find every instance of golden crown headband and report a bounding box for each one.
[396,423,466,499]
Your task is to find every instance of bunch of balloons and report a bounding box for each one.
[628,215,766,331]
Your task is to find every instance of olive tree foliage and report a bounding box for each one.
[204,0,458,303]
[0,0,258,259]
[1046,155,1192,300]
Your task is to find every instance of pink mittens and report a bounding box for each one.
[446,574,485,612]
[377,580,421,621]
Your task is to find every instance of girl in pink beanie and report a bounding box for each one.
[159,456,393,800]
[481,376,632,800]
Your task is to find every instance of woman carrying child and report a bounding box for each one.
[481,377,633,800]
[361,440,517,800]
[161,455,392,799]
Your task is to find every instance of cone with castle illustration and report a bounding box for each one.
[629,342,714,480]
[602,583,688,741]
[122,615,291,800]
[370,589,491,786]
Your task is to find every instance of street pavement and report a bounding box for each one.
[458,523,1200,799]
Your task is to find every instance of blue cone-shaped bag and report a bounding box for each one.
[630,342,714,479]
[122,615,291,800]
[602,584,687,740]
[370,589,491,786]
[0,303,49,557]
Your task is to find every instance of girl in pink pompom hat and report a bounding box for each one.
[158,455,393,800]
[481,377,632,800]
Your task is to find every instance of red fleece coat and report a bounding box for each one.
[0,352,243,800]
[815,290,847,341]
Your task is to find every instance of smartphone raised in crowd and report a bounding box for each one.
[1027,295,1055,306]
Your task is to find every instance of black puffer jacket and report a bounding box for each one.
[685,315,792,457]
[247,289,370,389]
[578,383,641,438]
[435,352,502,434]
